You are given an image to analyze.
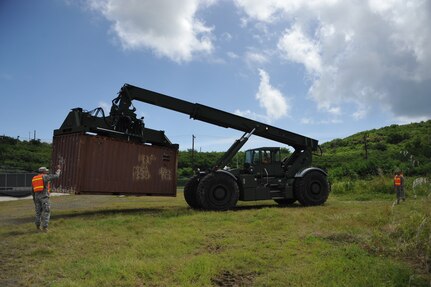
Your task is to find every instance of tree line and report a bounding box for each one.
[314,120,431,180]
[1,120,430,180]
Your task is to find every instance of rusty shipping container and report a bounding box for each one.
[51,133,178,196]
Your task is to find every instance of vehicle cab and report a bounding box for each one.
[244,147,284,177]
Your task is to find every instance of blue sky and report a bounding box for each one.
[1,0,430,151]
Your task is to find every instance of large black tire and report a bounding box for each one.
[294,171,329,206]
[197,172,239,211]
[184,176,202,209]
[274,198,297,205]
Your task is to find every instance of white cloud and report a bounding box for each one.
[245,51,268,65]
[89,0,215,62]
[256,69,290,120]
[227,51,239,59]
[234,0,338,23]
[98,101,110,114]
[221,32,233,42]
[300,117,314,125]
[234,109,270,122]
[234,0,284,23]
[277,24,322,74]
[301,117,342,125]
[235,0,431,121]
[395,115,430,125]
[234,70,290,123]
[352,105,369,120]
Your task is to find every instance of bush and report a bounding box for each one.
[329,166,357,180]
[373,142,387,151]
[411,178,431,197]
[178,167,194,177]
[352,160,379,177]
[331,180,355,195]
[387,132,409,144]
[358,177,392,194]
[331,177,393,197]
[177,177,190,187]
[0,136,18,145]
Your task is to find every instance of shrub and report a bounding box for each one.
[331,177,393,197]
[387,132,409,144]
[411,178,431,197]
[359,177,392,194]
[373,142,387,151]
[178,167,194,177]
[331,180,355,195]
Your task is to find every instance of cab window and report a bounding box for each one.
[245,149,281,165]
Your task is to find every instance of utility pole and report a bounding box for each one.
[192,134,196,171]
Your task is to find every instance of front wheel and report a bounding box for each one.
[294,171,329,206]
[197,172,239,211]
[184,176,202,209]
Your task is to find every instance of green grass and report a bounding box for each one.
[0,190,430,286]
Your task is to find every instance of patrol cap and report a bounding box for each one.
[38,167,49,173]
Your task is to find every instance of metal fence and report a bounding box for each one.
[0,173,36,197]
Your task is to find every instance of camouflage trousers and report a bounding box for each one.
[395,186,405,203]
[33,192,51,228]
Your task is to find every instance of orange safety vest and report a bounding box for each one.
[32,174,51,192]
[394,176,401,186]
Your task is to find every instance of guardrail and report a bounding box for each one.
[0,173,36,197]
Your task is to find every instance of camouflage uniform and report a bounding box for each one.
[394,172,405,204]
[33,168,61,230]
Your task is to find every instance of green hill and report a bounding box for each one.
[314,120,431,179]
[0,136,51,172]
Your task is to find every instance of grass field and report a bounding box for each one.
[0,190,430,286]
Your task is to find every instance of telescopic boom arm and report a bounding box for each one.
[117,84,318,151]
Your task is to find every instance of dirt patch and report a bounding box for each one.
[322,233,361,244]
[197,232,227,255]
[211,270,256,287]
[206,242,224,254]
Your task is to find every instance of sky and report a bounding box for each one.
[1,0,430,152]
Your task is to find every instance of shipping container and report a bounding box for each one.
[51,133,178,196]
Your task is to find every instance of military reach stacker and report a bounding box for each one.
[54,84,329,210]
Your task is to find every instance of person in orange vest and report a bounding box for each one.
[393,171,405,204]
[31,165,61,232]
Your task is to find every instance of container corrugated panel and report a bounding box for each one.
[51,133,177,196]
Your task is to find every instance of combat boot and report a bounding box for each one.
[42,227,49,233]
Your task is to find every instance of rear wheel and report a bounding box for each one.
[184,176,202,209]
[294,171,329,206]
[198,172,239,211]
[274,198,297,205]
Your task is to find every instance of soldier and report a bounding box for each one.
[393,171,405,204]
[31,165,61,232]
